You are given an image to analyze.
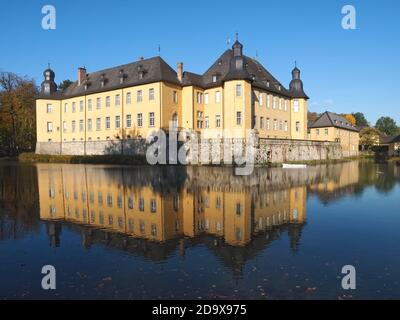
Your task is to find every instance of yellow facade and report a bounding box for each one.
[310,127,359,156]
[37,80,309,144]
[36,42,310,150]
[37,164,307,246]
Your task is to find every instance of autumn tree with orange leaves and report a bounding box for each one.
[0,72,38,155]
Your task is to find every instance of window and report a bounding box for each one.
[273,97,277,109]
[72,102,76,113]
[79,101,84,112]
[236,203,242,216]
[325,128,329,135]
[216,115,221,128]
[128,197,134,210]
[279,120,283,131]
[236,84,242,97]
[46,104,52,113]
[150,199,157,213]
[98,192,103,205]
[149,112,155,127]
[139,198,144,211]
[126,92,131,104]
[71,120,76,132]
[172,113,178,129]
[196,92,203,104]
[126,114,132,128]
[215,91,221,103]
[267,95,270,108]
[296,121,301,132]
[105,117,111,129]
[64,103,68,113]
[88,99,92,111]
[106,96,111,107]
[236,112,242,125]
[96,118,101,131]
[260,117,264,129]
[115,116,121,129]
[63,121,67,132]
[316,128,320,135]
[278,99,282,110]
[87,119,92,131]
[293,99,299,112]
[96,98,101,109]
[106,194,112,207]
[273,119,278,131]
[205,116,209,128]
[173,90,178,103]
[149,88,155,101]
[137,113,143,127]
[79,119,84,132]
[259,93,263,106]
[115,94,121,106]
[137,90,142,103]
[204,93,209,104]
[284,100,288,111]
[47,122,53,133]
[266,118,270,130]
[284,120,288,132]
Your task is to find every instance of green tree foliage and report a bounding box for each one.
[352,112,369,127]
[0,72,38,155]
[375,117,399,136]
[58,79,73,91]
[360,127,382,149]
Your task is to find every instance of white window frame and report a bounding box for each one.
[126,114,132,128]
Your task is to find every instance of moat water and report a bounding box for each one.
[0,160,399,299]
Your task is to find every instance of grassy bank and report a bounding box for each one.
[18,152,373,167]
[18,152,147,165]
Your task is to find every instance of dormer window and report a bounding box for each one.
[100,74,106,88]
[212,75,217,83]
[267,80,270,87]
[137,65,145,79]
[119,69,125,84]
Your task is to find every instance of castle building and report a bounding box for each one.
[36,39,309,155]
[309,112,360,157]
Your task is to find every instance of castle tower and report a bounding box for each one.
[41,67,58,95]
[289,64,309,140]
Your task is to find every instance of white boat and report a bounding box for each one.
[282,163,307,169]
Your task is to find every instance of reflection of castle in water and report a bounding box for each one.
[37,162,363,276]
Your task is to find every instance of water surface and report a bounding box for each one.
[0,161,399,299]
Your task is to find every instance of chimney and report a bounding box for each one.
[78,67,86,86]
[177,62,183,82]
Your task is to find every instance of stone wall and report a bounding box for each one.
[36,138,343,164]
[36,139,148,156]
[256,139,342,163]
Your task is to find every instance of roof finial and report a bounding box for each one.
[235,32,239,41]
[295,60,297,68]
[48,62,51,69]
[158,44,161,54]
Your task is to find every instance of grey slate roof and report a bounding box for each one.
[380,135,400,144]
[309,112,359,132]
[39,41,305,100]
[39,56,180,99]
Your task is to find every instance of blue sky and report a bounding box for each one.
[0,0,399,124]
